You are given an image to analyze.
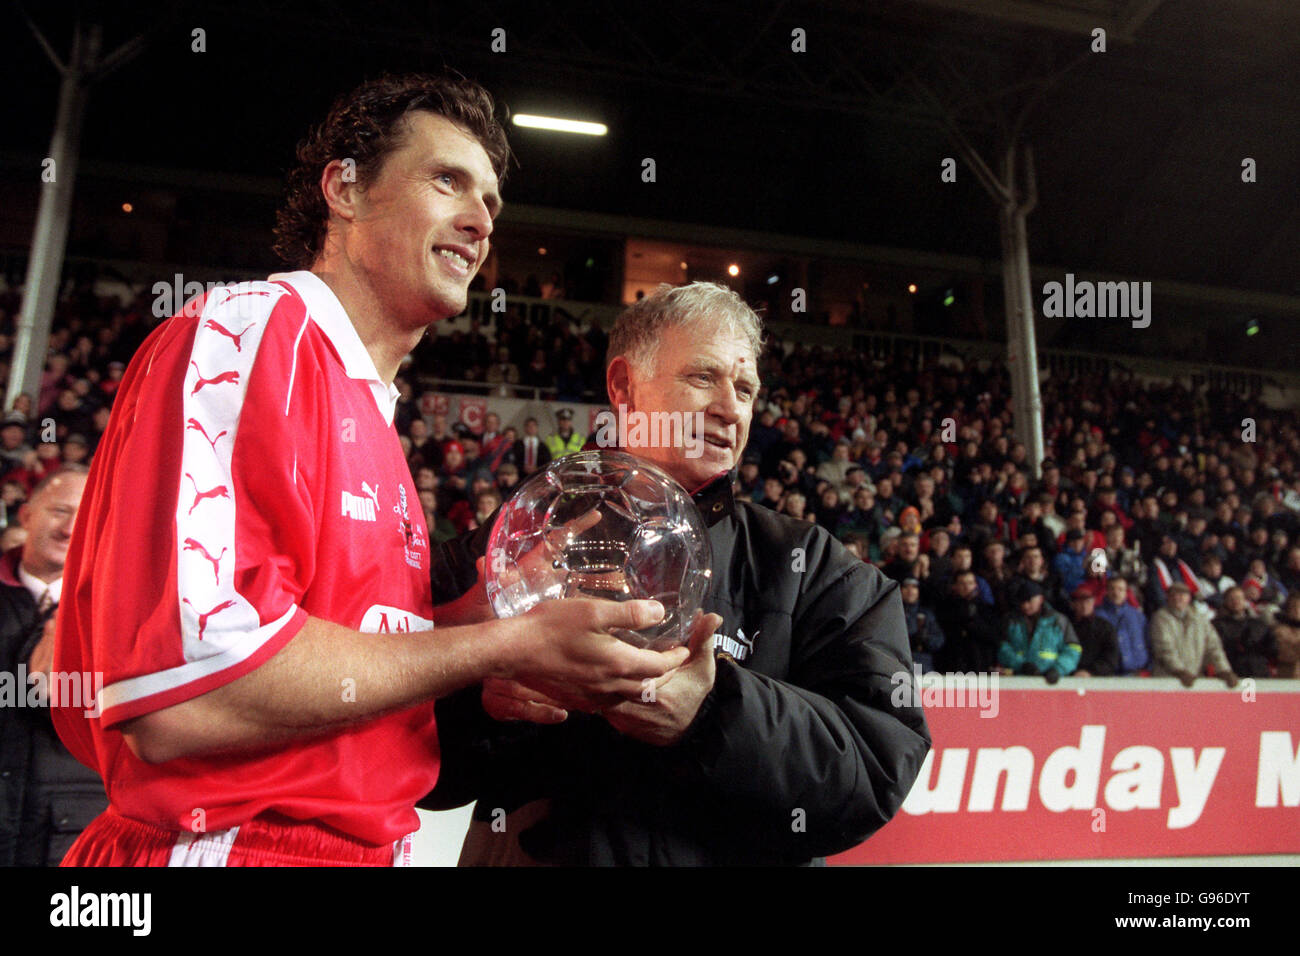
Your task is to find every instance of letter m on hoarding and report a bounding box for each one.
[1255,732,1300,807]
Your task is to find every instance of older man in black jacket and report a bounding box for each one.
[425,282,930,865]
[0,464,104,866]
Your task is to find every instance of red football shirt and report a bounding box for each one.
[52,270,439,846]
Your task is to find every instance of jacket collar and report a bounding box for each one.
[691,470,735,528]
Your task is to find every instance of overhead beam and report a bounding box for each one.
[1116,0,1165,40]
[902,0,1135,39]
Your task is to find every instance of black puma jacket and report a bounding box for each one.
[422,473,930,865]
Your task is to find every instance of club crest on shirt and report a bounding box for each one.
[394,484,427,569]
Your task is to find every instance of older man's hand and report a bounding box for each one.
[601,611,723,747]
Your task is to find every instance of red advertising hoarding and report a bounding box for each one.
[832,679,1300,863]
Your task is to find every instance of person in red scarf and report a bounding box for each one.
[1147,533,1201,611]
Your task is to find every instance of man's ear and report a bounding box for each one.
[606,356,634,411]
[320,159,364,226]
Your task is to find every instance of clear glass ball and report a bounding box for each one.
[485,451,713,649]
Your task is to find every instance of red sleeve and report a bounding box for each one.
[75,284,317,729]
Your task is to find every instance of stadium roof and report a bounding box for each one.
[4,0,1298,298]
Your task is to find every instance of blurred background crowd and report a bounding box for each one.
[4,277,1300,685]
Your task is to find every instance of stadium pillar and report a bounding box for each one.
[997,144,1044,480]
[6,22,99,415]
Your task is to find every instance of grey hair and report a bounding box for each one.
[29,462,90,499]
[607,281,764,379]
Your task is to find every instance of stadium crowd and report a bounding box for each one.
[4,282,1300,686]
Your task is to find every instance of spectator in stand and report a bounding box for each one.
[841,535,869,563]
[428,411,451,444]
[545,407,585,461]
[438,440,469,503]
[948,543,993,606]
[756,475,784,510]
[815,487,846,534]
[36,354,70,417]
[842,462,872,496]
[1094,576,1148,674]
[513,416,551,477]
[1091,483,1133,535]
[838,486,884,543]
[883,532,922,583]
[477,411,503,452]
[1242,557,1287,609]
[735,454,762,499]
[1280,547,1300,597]
[62,435,90,467]
[1214,586,1276,678]
[745,407,780,462]
[1015,497,1054,560]
[979,539,1015,611]
[485,346,520,393]
[1270,593,1300,678]
[998,580,1081,683]
[521,348,551,389]
[1059,505,1106,555]
[781,491,813,524]
[1221,530,1249,581]
[1034,459,1068,505]
[470,488,503,531]
[1196,553,1235,613]
[900,578,943,673]
[935,570,1002,673]
[874,476,903,522]
[1104,523,1146,590]
[1242,523,1272,570]
[1068,585,1120,677]
[494,462,520,498]
[1133,495,1166,558]
[815,439,854,497]
[924,528,952,590]
[460,435,488,479]
[1,414,33,473]
[1149,583,1238,687]
[393,376,416,433]
[1269,528,1292,574]
[968,498,1005,554]
[1014,544,1054,597]
[1037,491,1066,543]
[760,417,799,474]
[408,418,439,470]
[1052,529,1089,604]
[770,457,803,501]
[1080,546,1111,595]
[1147,533,1201,611]
[51,388,93,443]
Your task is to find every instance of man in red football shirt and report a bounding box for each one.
[52,73,690,867]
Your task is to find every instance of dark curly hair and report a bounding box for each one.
[273,72,511,269]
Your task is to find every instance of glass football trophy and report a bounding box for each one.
[485,451,712,650]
